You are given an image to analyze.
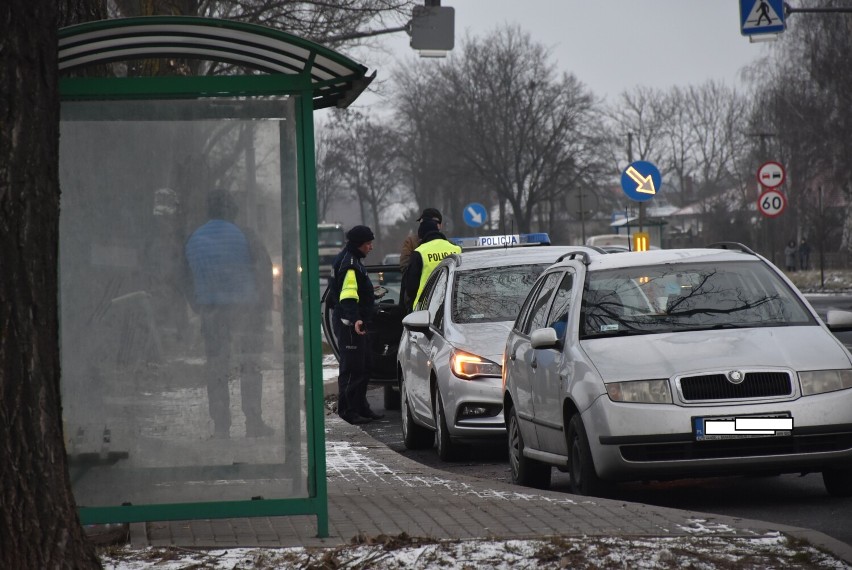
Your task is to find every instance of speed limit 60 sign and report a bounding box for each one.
[758,188,787,218]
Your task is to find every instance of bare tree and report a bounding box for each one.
[659,89,698,209]
[315,122,352,222]
[750,0,852,256]
[604,86,670,171]
[324,109,405,240]
[666,81,750,245]
[110,0,414,49]
[391,63,457,224]
[1,0,108,567]
[393,26,604,235]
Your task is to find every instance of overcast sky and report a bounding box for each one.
[353,0,774,107]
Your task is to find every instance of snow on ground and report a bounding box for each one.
[97,442,850,569]
[99,532,850,569]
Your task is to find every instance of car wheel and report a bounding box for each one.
[567,415,606,496]
[507,405,551,489]
[383,384,401,410]
[823,467,852,497]
[400,376,433,450]
[435,391,457,461]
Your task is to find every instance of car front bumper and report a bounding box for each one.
[584,389,852,481]
[445,375,506,440]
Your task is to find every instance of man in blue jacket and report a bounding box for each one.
[185,189,274,439]
[328,225,384,424]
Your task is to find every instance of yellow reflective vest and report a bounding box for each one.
[412,239,461,308]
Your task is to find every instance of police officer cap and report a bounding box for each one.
[346,225,375,246]
[418,219,440,239]
[417,208,442,224]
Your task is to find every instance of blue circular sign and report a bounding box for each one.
[620,161,662,202]
[463,202,487,228]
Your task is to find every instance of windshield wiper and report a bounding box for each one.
[671,323,755,332]
[580,328,656,339]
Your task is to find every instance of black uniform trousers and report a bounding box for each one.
[332,313,371,420]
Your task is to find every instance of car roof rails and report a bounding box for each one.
[556,250,593,265]
[706,242,758,256]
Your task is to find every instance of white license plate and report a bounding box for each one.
[693,413,792,441]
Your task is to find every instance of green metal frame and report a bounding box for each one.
[58,16,370,538]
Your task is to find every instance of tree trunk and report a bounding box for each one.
[0,1,102,567]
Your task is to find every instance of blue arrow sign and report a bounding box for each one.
[620,161,662,203]
[740,0,785,36]
[463,202,487,228]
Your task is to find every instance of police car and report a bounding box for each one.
[397,234,604,460]
[502,242,852,496]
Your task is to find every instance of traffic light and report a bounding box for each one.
[632,232,650,252]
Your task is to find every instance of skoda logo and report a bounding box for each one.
[727,370,745,384]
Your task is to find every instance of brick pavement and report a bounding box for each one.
[134,409,852,565]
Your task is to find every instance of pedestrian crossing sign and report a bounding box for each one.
[740,0,786,36]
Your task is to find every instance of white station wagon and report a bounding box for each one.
[502,243,852,496]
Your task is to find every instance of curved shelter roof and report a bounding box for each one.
[58,16,374,109]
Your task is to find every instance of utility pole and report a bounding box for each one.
[627,132,646,236]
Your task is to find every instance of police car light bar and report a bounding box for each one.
[450,233,551,249]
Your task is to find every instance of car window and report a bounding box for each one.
[367,264,402,304]
[428,268,448,330]
[452,264,547,324]
[547,272,574,342]
[415,268,440,313]
[514,276,545,332]
[580,260,817,338]
[523,272,562,335]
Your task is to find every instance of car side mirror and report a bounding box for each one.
[826,309,852,332]
[530,327,559,349]
[402,309,431,330]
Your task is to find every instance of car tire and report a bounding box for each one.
[507,405,551,489]
[401,376,433,450]
[823,467,852,497]
[435,391,457,461]
[384,384,401,410]
[567,414,607,496]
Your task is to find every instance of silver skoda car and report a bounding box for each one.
[502,243,852,496]
[398,238,602,460]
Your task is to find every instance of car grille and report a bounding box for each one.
[620,432,852,462]
[679,372,792,401]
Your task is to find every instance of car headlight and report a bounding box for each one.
[799,369,852,396]
[450,350,502,379]
[606,379,672,404]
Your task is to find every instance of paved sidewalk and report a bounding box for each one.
[133,403,852,565]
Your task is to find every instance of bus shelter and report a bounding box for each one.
[57,16,371,536]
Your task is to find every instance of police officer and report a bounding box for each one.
[403,218,461,310]
[399,208,442,307]
[329,225,384,424]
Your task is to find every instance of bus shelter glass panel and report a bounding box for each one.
[59,97,307,507]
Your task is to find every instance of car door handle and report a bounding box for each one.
[530,358,537,369]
